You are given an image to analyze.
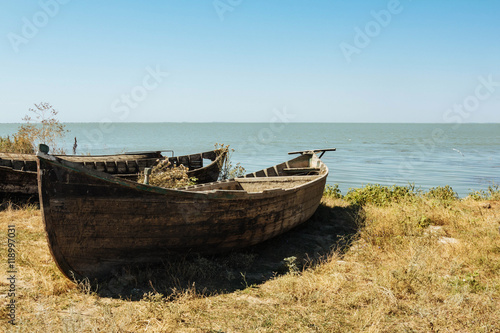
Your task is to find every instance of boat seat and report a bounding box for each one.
[283,167,321,174]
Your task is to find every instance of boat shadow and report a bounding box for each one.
[95,202,364,300]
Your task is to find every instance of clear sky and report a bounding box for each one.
[0,0,499,123]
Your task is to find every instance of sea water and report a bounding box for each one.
[1,122,498,197]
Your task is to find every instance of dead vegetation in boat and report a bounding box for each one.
[0,145,226,203]
[138,159,198,188]
[214,143,246,180]
[136,144,242,188]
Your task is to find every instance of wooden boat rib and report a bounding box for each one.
[0,149,226,201]
[37,148,334,281]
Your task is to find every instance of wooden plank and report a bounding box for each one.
[126,160,138,173]
[116,161,127,173]
[283,167,321,174]
[11,160,24,170]
[105,161,117,173]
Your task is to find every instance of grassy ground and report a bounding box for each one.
[1,190,499,332]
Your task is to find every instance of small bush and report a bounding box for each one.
[424,185,458,202]
[0,135,34,153]
[324,184,343,199]
[468,183,500,201]
[215,143,246,180]
[344,184,417,206]
[0,102,67,154]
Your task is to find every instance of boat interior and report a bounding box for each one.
[183,153,326,193]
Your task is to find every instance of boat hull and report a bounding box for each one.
[0,167,38,202]
[37,152,328,280]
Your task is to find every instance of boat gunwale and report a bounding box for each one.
[1,149,223,164]
[0,152,161,161]
[37,152,329,198]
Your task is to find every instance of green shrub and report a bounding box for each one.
[324,184,343,199]
[344,184,418,206]
[468,183,500,201]
[424,185,458,202]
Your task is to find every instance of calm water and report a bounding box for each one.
[1,123,499,197]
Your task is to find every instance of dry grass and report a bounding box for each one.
[0,135,33,154]
[137,159,197,188]
[1,195,499,332]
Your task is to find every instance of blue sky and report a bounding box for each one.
[0,0,499,123]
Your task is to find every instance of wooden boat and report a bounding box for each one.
[0,149,225,202]
[37,147,335,281]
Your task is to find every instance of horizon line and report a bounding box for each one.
[1,121,499,125]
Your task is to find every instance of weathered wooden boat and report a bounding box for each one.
[37,147,335,281]
[0,149,225,201]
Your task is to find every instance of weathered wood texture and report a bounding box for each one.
[37,151,329,280]
[0,150,225,200]
[0,167,38,202]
